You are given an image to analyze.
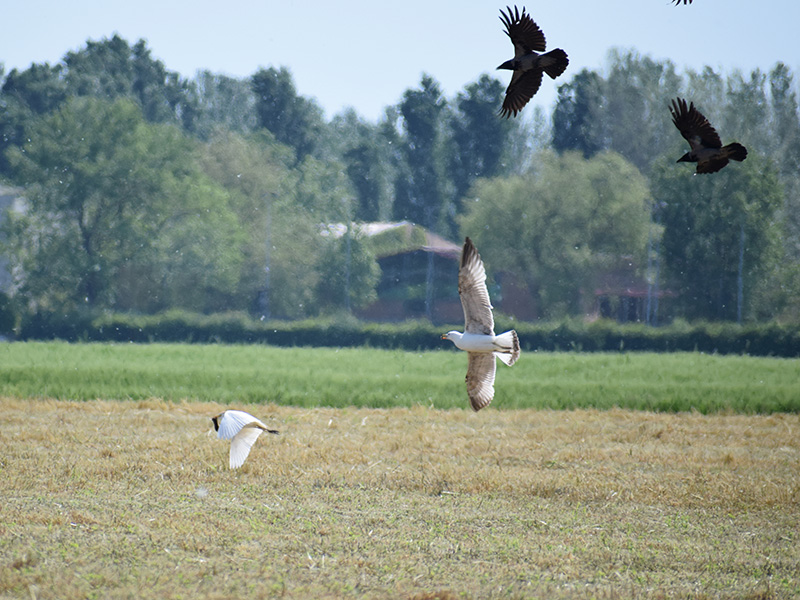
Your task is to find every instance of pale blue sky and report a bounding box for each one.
[2,0,798,121]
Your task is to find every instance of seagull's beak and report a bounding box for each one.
[441,334,448,340]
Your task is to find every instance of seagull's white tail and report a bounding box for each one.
[494,330,520,366]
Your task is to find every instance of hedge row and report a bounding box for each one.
[16,310,800,357]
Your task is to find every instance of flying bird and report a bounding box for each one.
[497,5,569,118]
[211,409,278,469]
[442,237,521,411]
[670,97,747,174]
[671,0,692,4]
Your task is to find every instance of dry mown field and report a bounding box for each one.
[1,397,798,599]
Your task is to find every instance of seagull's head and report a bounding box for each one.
[441,331,462,344]
[497,59,515,71]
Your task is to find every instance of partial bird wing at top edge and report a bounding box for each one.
[500,5,546,56]
[670,97,722,150]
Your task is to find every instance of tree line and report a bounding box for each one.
[0,36,798,324]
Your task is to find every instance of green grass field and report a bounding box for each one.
[1,341,799,412]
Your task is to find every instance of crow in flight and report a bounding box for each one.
[497,6,569,118]
[670,98,747,174]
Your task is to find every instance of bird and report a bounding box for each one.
[497,5,569,118]
[442,237,521,411]
[671,0,692,4]
[670,97,747,174]
[211,409,279,469]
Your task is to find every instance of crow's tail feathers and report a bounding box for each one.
[723,142,747,163]
[542,49,569,79]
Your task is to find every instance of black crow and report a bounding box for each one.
[670,98,747,174]
[497,6,569,118]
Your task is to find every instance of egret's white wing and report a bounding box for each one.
[229,424,264,469]
[459,238,494,335]
[215,410,264,440]
[466,352,497,411]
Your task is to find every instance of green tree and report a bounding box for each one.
[602,50,681,173]
[251,66,324,162]
[0,62,67,174]
[722,69,769,152]
[392,74,451,232]
[62,35,198,129]
[652,155,783,321]
[461,151,652,318]
[198,128,323,318]
[198,129,369,319]
[552,68,605,158]
[3,97,243,313]
[551,50,680,173]
[767,63,800,178]
[766,64,800,282]
[328,108,394,222]
[191,70,257,139]
[448,75,516,206]
[315,231,380,314]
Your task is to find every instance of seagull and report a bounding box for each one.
[671,0,692,4]
[211,409,279,469]
[442,237,521,411]
[670,97,747,174]
[497,5,569,118]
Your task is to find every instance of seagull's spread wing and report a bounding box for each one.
[466,352,497,411]
[229,424,264,469]
[500,5,546,56]
[214,409,264,440]
[670,97,722,151]
[501,70,544,118]
[459,237,494,335]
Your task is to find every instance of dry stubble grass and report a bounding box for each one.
[0,397,798,599]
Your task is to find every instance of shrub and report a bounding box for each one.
[17,311,800,357]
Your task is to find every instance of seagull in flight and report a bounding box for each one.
[497,5,569,118]
[670,98,747,174]
[442,237,521,411]
[211,409,279,469]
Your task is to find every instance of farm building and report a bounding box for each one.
[321,222,666,324]
[322,221,464,323]
[592,256,674,324]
